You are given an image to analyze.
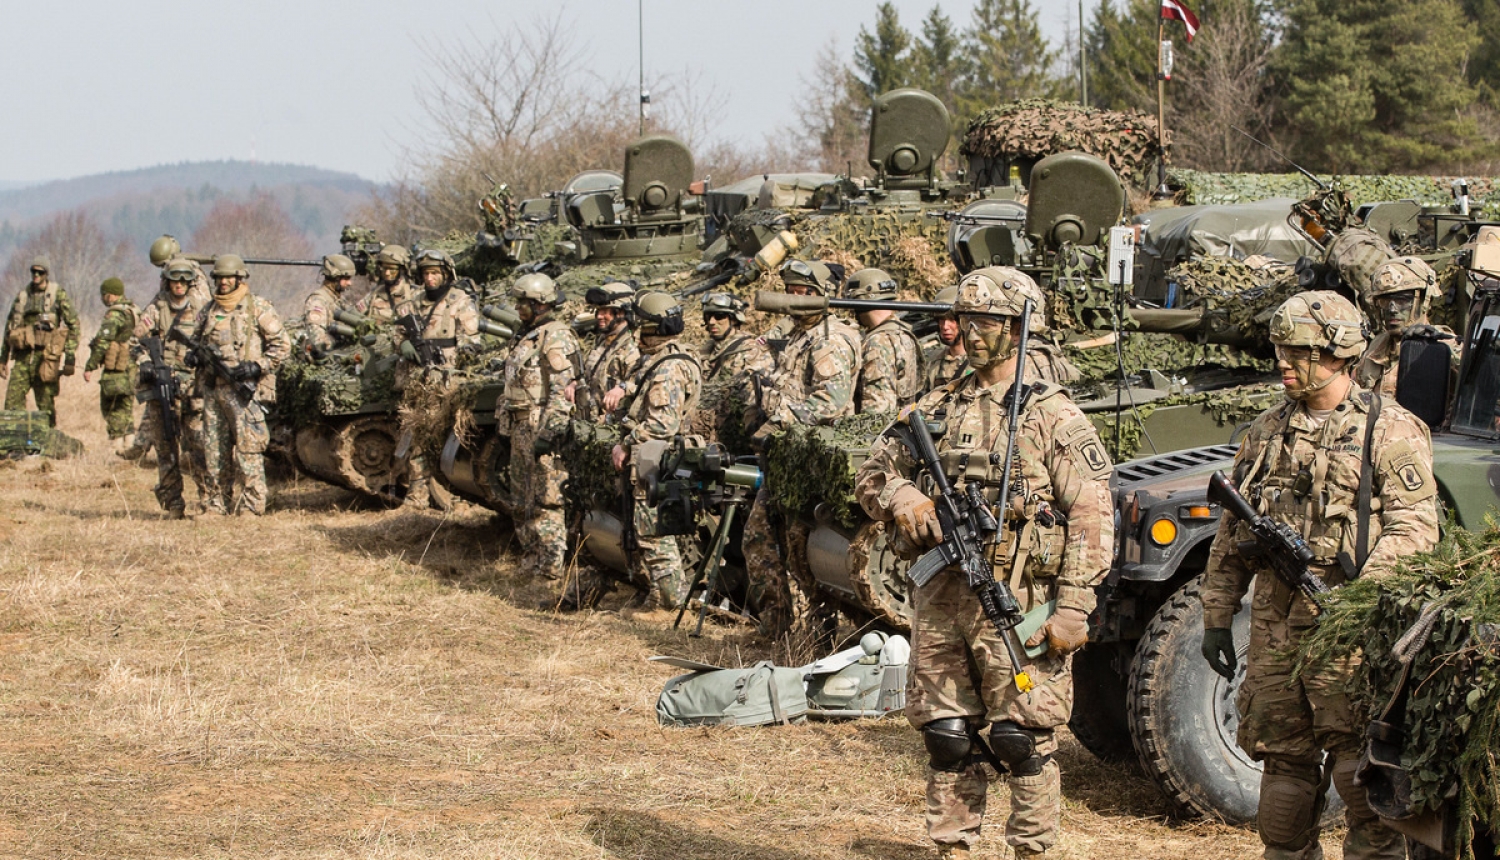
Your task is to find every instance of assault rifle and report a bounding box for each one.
[1206,471,1330,609]
[135,336,180,458]
[754,291,951,316]
[167,328,258,403]
[394,314,447,367]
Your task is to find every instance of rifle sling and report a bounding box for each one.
[1353,391,1381,575]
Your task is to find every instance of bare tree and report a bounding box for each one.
[1170,0,1277,172]
[3,210,143,329]
[191,195,315,318]
[788,39,870,176]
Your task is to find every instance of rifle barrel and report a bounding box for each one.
[755,291,951,315]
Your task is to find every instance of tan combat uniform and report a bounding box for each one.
[301,284,346,352]
[578,325,639,421]
[856,316,924,413]
[695,332,774,444]
[135,284,211,514]
[924,343,969,392]
[1200,386,1439,860]
[1354,325,1458,399]
[393,284,480,370]
[854,373,1114,857]
[356,278,414,324]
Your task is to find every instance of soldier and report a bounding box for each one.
[355,244,414,324]
[924,285,968,390]
[301,254,357,353]
[853,270,1114,860]
[695,292,773,445]
[742,258,861,639]
[608,291,702,608]
[82,278,138,454]
[393,249,480,368]
[121,240,207,461]
[134,258,212,518]
[1354,256,1456,400]
[0,256,79,425]
[960,268,1078,387]
[149,235,210,293]
[844,267,923,412]
[571,281,639,421]
[496,273,580,581]
[189,254,290,516]
[1200,291,1439,860]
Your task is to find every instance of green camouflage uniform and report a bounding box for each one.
[924,344,969,392]
[355,278,414,324]
[1201,386,1438,860]
[301,284,346,352]
[135,285,211,513]
[85,298,138,439]
[620,340,702,604]
[742,312,861,638]
[2,280,79,425]
[855,317,924,413]
[496,316,580,579]
[854,373,1114,857]
[192,292,290,516]
[577,325,639,421]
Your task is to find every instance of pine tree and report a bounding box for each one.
[911,6,966,120]
[958,0,1062,118]
[852,3,914,101]
[1085,0,1158,113]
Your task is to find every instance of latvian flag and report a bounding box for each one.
[1161,0,1200,41]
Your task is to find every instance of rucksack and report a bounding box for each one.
[653,657,809,727]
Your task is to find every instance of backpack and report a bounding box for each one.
[652,657,809,727]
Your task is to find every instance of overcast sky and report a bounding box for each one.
[4,0,1089,186]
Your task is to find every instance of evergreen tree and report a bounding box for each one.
[1085,0,1158,113]
[958,0,1062,118]
[1463,0,1500,104]
[852,3,914,101]
[911,6,966,120]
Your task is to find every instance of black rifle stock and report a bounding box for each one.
[1206,471,1330,609]
[395,314,444,366]
[137,336,180,458]
[167,328,258,402]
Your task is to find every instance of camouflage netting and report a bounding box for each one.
[1067,332,1271,393]
[692,377,755,455]
[1087,381,1282,462]
[276,354,399,427]
[961,99,1163,186]
[787,209,956,300]
[1160,255,1303,345]
[557,420,624,515]
[766,411,896,530]
[1171,170,1500,213]
[398,374,476,466]
[1297,522,1500,858]
[0,410,83,458]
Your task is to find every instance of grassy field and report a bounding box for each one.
[0,382,1290,859]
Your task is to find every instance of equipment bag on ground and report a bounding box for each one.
[652,657,808,727]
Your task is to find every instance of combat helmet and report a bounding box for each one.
[1269,290,1367,359]
[700,291,748,324]
[162,258,198,285]
[149,235,182,267]
[778,258,843,296]
[843,268,898,301]
[374,244,411,271]
[953,266,1047,333]
[211,254,249,279]
[510,272,562,307]
[585,281,636,311]
[1368,256,1440,302]
[321,254,357,280]
[412,249,455,282]
[29,256,51,276]
[634,291,685,337]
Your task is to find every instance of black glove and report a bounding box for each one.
[231,361,262,382]
[183,351,200,369]
[1201,627,1238,680]
[532,436,553,456]
[138,366,158,386]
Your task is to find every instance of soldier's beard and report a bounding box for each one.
[963,323,1016,370]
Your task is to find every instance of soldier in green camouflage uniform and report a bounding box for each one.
[1354,256,1456,402]
[190,255,291,516]
[135,259,211,516]
[924,286,968,391]
[356,245,414,324]
[1,256,79,425]
[607,291,702,608]
[497,273,581,581]
[742,259,861,639]
[845,268,923,412]
[1200,291,1439,860]
[854,268,1114,860]
[301,254,356,353]
[571,281,639,421]
[82,278,138,452]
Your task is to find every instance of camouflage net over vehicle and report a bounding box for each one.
[398,374,477,467]
[1296,522,1500,857]
[691,377,755,455]
[276,355,399,427]
[766,411,896,530]
[0,410,83,458]
[1161,255,1303,345]
[961,99,1164,186]
[1171,170,1500,213]
[786,209,956,299]
[557,420,624,514]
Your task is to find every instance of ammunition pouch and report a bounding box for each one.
[103,340,132,373]
[100,373,134,399]
[6,327,34,351]
[36,327,68,383]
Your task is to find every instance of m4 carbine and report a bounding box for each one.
[1207,470,1330,610]
[135,336,180,458]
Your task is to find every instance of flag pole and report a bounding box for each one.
[1155,9,1169,197]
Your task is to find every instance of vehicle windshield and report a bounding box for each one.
[1451,291,1500,438]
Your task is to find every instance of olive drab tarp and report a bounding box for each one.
[1131,199,1321,271]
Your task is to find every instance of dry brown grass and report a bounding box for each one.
[0,381,1295,858]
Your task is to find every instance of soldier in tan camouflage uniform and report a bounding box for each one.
[853,269,1114,860]
[1,256,80,425]
[134,258,212,516]
[301,254,356,353]
[148,236,209,294]
[924,285,968,391]
[1354,256,1456,403]
[190,254,290,516]
[356,245,414,324]
[570,281,639,421]
[82,278,138,453]
[496,273,581,581]
[1200,291,1439,860]
[607,291,702,608]
[122,241,208,462]
[742,259,861,639]
[845,268,924,413]
[694,292,772,445]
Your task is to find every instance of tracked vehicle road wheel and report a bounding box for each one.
[846,522,915,631]
[293,415,404,503]
[1126,575,1342,825]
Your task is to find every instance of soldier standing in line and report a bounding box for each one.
[356,244,415,324]
[1354,256,1456,401]
[496,273,580,582]
[122,241,208,460]
[695,292,772,445]
[607,291,702,608]
[924,285,968,391]
[134,258,212,518]
[148,235,210,293]
[301,254,357,353]
[82,278,139,455]
[190,254,290,516]
[0,256,79,425]
[962,268,1079,388]
[741,258,861,640]
[844,267,924,412]
[570,281,639,421]
[853,271,1114,860]
[1200,291,1439,860]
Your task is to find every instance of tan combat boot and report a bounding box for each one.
[935,843,971,860]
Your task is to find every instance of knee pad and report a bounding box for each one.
[1258,757,1324,851]
[989,721,1049,777]
[922,718,973,773]
[1329,757,1380,827]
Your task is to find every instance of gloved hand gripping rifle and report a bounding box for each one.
[167,328,258,402]
[1207,471,1330,610]
[395,313,445,367]
[136,336,180,458]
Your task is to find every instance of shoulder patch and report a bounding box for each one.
[1056,415,1111,479]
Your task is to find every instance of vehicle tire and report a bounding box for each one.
[1069,640,1134,762]
[1126,574,1342,825]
